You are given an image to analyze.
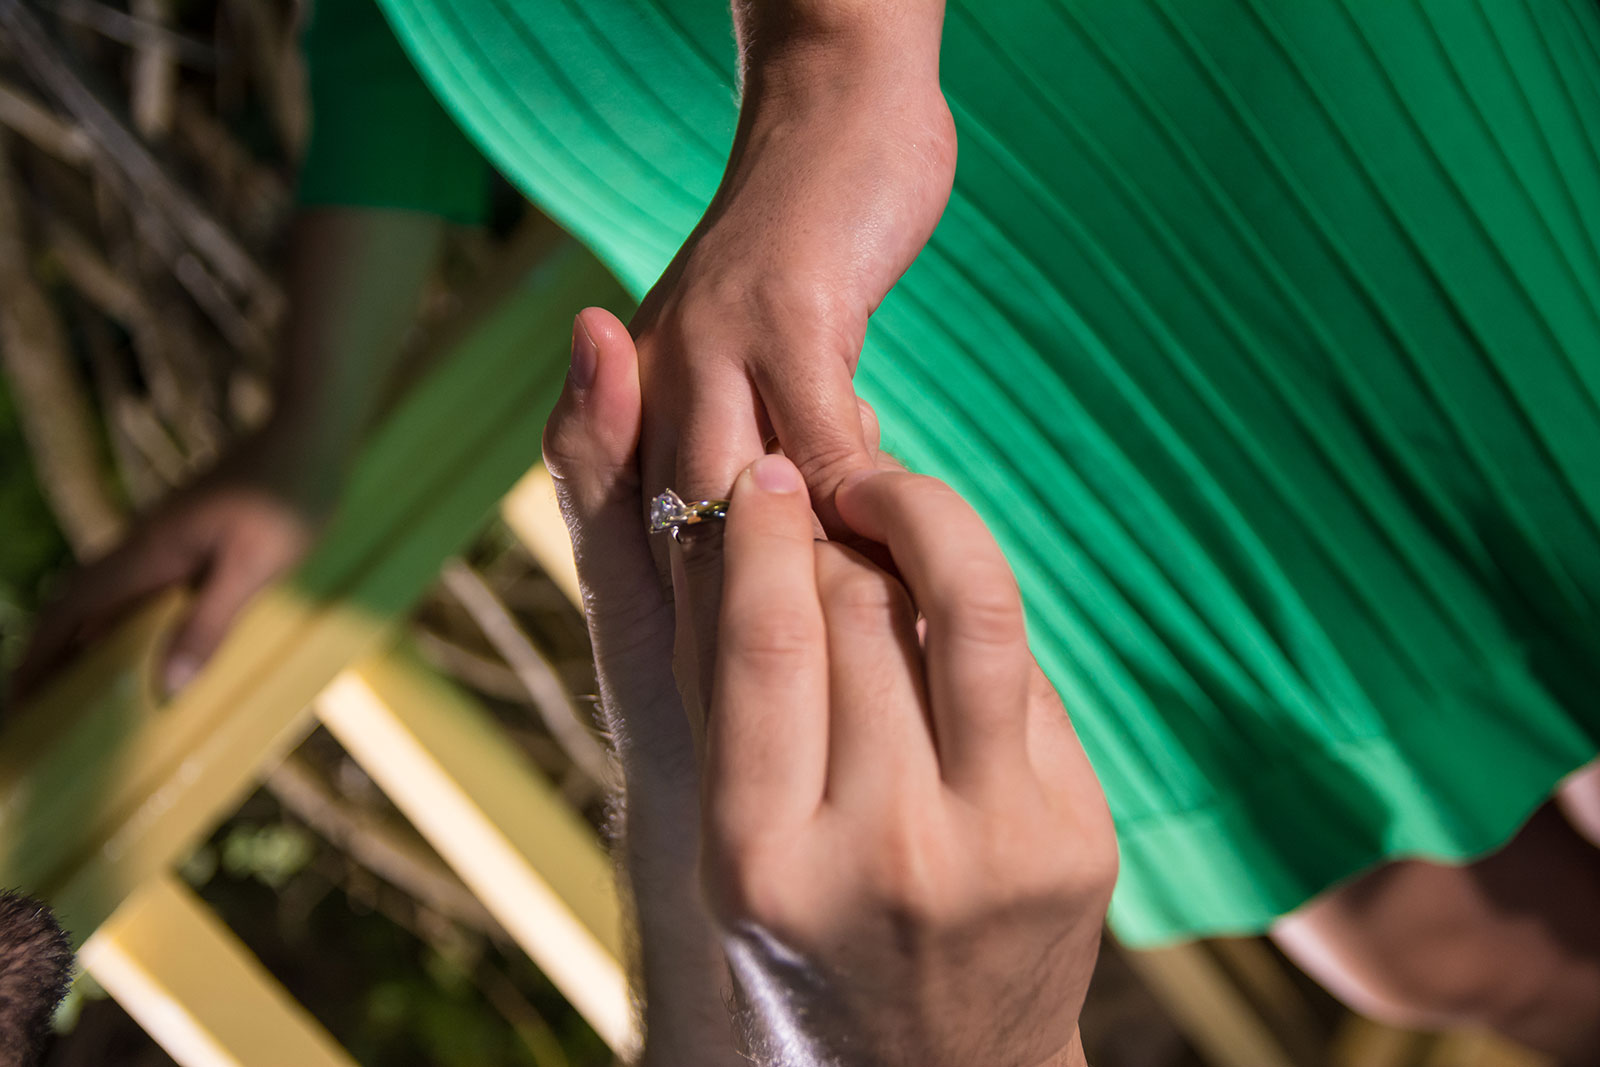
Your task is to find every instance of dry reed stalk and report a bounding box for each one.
[439,560,617,792]
[0,0,284,349]
[127,0,175,139]
[0,131,124,558]
[0,79,91,165]
[265,752,506,939]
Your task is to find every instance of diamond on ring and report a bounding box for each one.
[649,489,729,536]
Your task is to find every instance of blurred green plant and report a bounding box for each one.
[220,822,316,890]
[0,378,72,683]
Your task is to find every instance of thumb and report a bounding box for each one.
[542,308,671,665]
[160,545,273,698]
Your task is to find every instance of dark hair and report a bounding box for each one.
[0,892,73,1067]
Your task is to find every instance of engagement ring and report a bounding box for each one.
[649,489,729,539]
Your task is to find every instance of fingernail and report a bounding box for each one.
[163,653,200,699]
[751,454,801,493]
[569,313,598,391]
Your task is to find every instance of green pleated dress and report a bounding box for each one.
[304,0,1600,946]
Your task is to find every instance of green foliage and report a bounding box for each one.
[179,799,613,1067]
[0,377,71,679]
[219,823,316,890]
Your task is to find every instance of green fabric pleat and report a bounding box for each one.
[369,0,1600,946]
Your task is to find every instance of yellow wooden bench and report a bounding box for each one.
[1,233,635,1063]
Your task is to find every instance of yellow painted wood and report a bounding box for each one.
[1329,1018,1428,1067]
[501,464,582,608]
[1423,1030,1550,1067]
[80,873,356,1067]
[1124,941,1304,1067]
[315,648,635,1055]
[0,239,628,942]
[1202,938,1324,1064]
[0,586,330,942]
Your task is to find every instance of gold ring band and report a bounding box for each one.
[649,489,730,537]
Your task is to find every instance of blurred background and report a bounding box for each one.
[0,3,1542,1066]
[0,2,1231,1063]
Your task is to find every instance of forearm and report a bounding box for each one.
[731,0,948,147]
[650,0,953,362]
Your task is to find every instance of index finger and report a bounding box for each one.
[705,454,830,833]
[754,351,875,533]
[834,470,1031,793]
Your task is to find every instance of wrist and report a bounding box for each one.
[724,17,956,232]
[737,2,946,99]
[738,37,947,141]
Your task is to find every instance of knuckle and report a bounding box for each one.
[818,555,914,632]
[930,570,1026,647]
[700,833,794,931]
[670,292,762,366]
[1079,835,1121,905]
[863,807,949,925]
[896,474,962,511]
[791,437,873,491]
[1008,808,1119,911]
[1012,825,1117,912]
[719,270,853,345]
[540,419,583,481]
[724,605,822,671]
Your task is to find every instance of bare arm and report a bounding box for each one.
[631,0,954,535]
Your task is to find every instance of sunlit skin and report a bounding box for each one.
[10,0,957,704]
[16,0,1600,1055]
[631,1,955,540]
[606,2,1600,1057]
[545,306,1113,1067]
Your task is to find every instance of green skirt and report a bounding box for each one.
[361,0,1600,946]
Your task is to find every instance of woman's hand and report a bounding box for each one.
[696,458,1117,1067]
[10,208,444,707]
[10,423,328,705]
[631,2,956,532]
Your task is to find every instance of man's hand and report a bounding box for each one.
[631,0,955,532]
[543,307,749,1067]
[698,458,1116,1067]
